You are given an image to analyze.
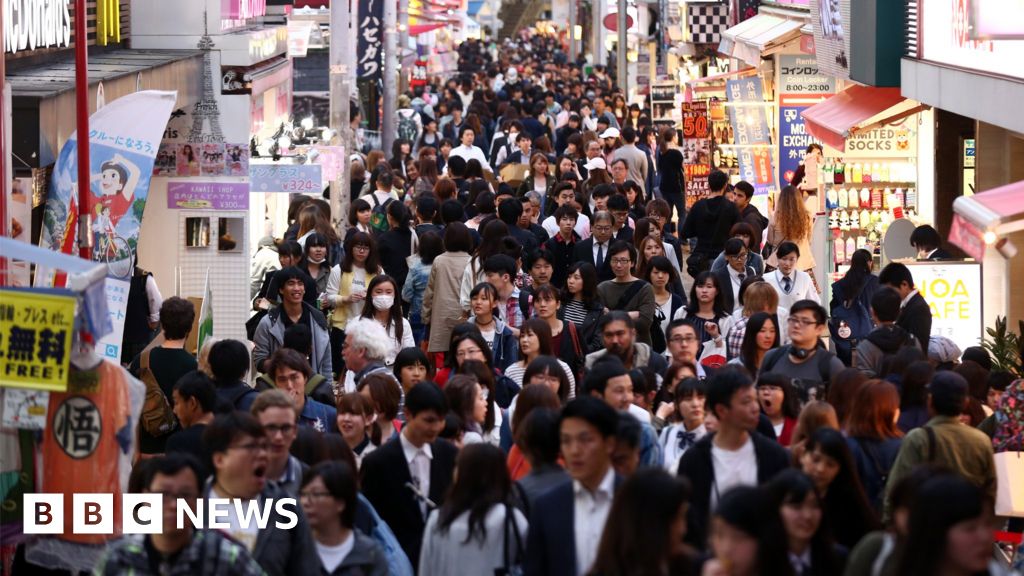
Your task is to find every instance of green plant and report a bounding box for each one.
[980,316,1023,377]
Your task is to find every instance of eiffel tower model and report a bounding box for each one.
[188,12,225,144]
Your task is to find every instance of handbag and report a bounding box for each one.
[994,450,1024,517]
[495,502,525,576]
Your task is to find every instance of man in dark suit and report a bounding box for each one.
[360,382,457,568]
[714,238,757,313]
[677,366,790,549]
[911,224,953,260]
[524,396,621,576]
[879,262,932,353]
[573,211,616,282]
[499,198,540,255]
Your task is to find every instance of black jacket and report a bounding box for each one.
[676,432,791,548]
[544,232,580,289]
[681,195,740,256]
[573,238,615,282]
[377,227,414,289]
[360,436,458,569]
[712,265,755,314]
[897,292,932,353]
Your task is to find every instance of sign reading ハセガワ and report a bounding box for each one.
[0,290,76,391]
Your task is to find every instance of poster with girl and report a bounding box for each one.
[200,143,225,176]
[177,143,201,176]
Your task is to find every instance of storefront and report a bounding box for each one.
[901,0,1024,330]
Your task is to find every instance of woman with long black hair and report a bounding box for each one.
[799,428,880,549]
[355,275,413,366]
[674,270,733,361]
[418,444,528,576]
[829,248,879,365]
[765,469,847,575]
[729,311,780,378]
[376,200,416,288]
[559,262,605,352]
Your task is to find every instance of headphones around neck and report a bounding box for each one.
[789,346,814,360]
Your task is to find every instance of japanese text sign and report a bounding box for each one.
[726,77,775,195]
[358,0,385,81]
[682,101,711,208]
[249,164,322,193]
[167,182,250,210]
[0,290,76,392]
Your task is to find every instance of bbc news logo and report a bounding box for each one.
[24,494,299,534]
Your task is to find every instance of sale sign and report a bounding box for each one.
[682,101,712,209]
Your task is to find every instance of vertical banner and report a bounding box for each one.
[681,101,711,209]
[778,55,833,185]
[37,91,178,361]
[726,77,775,197]
[197,269,213,352]
[358,0,385,83]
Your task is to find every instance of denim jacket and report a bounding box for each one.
[402,257,432,318]
[467,315,519,372]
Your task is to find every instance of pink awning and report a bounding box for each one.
[409,23,447,35]
[801,85,906,151]
[951,179,1024,257]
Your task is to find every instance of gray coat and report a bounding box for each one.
[325,530,390,576]
[253,302,333,378]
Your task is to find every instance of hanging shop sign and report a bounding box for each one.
[167,182,250,210]
[726,77,775,196]
[222,0,268,31]
[250,164,323,193]
[779,55,836,95]
[920,0,1024,81]
[907,261,983,357]
[778,55,832,185]
[0,290,76,392]
[37,91,177,362]
[810,0,851,80]
[3,0,72,54]
[358,0,385,82]
[823,116,918,158]
[682,101,712,208]
[95,0,121,46]
[287,20,314,57]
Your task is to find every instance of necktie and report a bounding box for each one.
[783,276,792,293]
[676,430,698,450]
[412,451,429,517]
[597,243,605,267]
[738,273,745,282]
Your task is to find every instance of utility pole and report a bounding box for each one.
[330,0,353,237]
[382,0,398,155]
[399,0,409,95]
[592,0,604,65]
[568,0,577,62]
[616,0,627,92]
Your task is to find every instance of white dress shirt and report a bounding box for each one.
[574,467,615,576]
[448,144,489,169]
[542,213,592,240]
[765,269,820,311]
[400,431,433,517]
[726,265,748,312]
[900,288,919,309]
[592,239,610,268]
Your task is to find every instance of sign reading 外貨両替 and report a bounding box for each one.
[168,182,250,210]
[249,164,323,193]
[0,290,76,392]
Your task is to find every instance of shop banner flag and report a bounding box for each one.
[681,101,712,209]
[358,0,385,83]
[726,78,775,198]
[36,90,178,361]
[197,269,213,353]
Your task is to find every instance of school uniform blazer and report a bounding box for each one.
[523,474,624,576]
[573,238,615,282]
[712,265,755,314]
[897,292,932,354]
[676,432,791,549]
[359,436,458,569]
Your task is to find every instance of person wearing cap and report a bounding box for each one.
[882,371,996,522]
[600,127,621,163]
[611,126,649,194]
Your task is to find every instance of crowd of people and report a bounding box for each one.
[85,30,1024,576]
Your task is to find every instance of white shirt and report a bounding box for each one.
[710,436,758,509]
[789,549,813,575]
[574,467,615,576]
[208,486,260,552]
[542,214,591,240]
[448,144,489,169]
[660,422,707,473]
[627,402,652,425]
[900,288,919,309]
[400,431,433,517]
[726,266,747,313]
[316,532,355,573]
[765,269,820,311]
[592,239,610,268]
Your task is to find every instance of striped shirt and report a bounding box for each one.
[562,299,590,327]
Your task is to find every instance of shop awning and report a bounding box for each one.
[801,85,927,151]
[950,180,1024,259]
[718,15,803,67]
[410,23,447,35]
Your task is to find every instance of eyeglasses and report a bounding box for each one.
[263,423,296,436]
[353,245,370,252]
[593,225,612,233]
[228,442,269,454]
[299,491,334,501]
[787,317,820,327]
[610,257,631,265]
[669,336,698,344]
[726,253,748,260]
[456,348,483,359]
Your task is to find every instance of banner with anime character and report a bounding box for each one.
[36,90,177,360]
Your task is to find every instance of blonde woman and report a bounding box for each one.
[767,185,817,287]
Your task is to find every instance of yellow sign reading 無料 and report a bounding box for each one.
[0,290,76,392]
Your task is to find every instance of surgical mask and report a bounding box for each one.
[372,295,394,311]
[308,256,326,264]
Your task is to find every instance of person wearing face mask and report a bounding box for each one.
[350,275,414,367]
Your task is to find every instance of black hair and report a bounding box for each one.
[443,221,474,253]
[961,346,993,371]
[598,310,635,333]
[607,239,635,262]
[404,382,448,417]
[739,312,780,375]
[387,198,413,229]
[418,231,445,265]
[775,241,800,259]
[393,346,433,382]
[685,270,728,317]
[708,170,729,192]
[765,470,843,575]
[522,356,571,402]
[142,453,206,494]
[208,339,250,383]
[278,240,304,260]
[803,428,880,547]
[790,299,828,325]
[870,286,903,323]
[440,199,465,225]
[756,371,801,420]
[733,180,754,199]
[841,249,874,301]
[283,323,312,355]
[615,411,642,450]
[202,411,265,471]
[584,354,629,396]
[517,407,561,465]
[909,225,942,251]
[724,237,747,257]
[348,198,372,227]
[560,395,618,438]
[553,203,579,223]
[447,324,495,370]
[561,262,599,307]
[376,168,394,189]
[498,197,523,225]
[483,254,517,279]
[173,370,217,413]
[301,461,358,528]
[705,365,755,420]
[527,247,555,271]
[606,193,629,212]
[275,266,311,296]
[436,444,511,544]
[878,262,915,289]
[591,184,615,199]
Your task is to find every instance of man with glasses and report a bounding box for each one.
[606,193,634,243]
[341,318,399,393]
[596,242,656,346]
[758,300,844,401]
[203,411,317,575]
[665,320,710,380]
[573,210,615,281]
[251,389,305,497]
[713,238,756,313]
[266,348,338,433]
[96,453,266,576]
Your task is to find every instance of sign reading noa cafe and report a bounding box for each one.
[4,0,72,54]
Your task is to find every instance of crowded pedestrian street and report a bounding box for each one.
[2,0,1024,574]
